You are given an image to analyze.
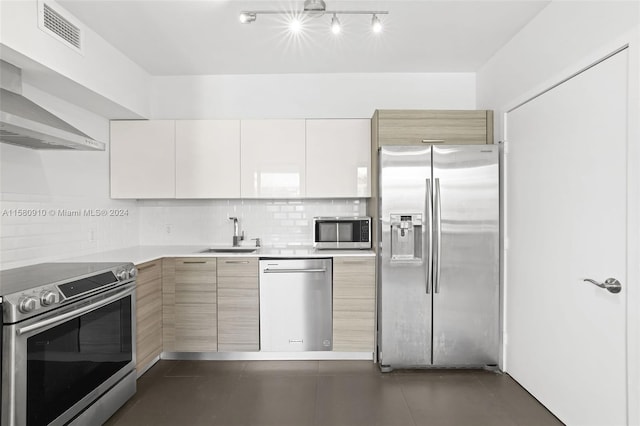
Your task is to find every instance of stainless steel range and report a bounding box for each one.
[0,262,137,426]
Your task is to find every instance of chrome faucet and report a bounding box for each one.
[229,217,244,247]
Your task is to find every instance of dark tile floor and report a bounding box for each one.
[105,360,564,426]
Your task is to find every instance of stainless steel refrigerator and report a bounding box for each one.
[377,145,499,370]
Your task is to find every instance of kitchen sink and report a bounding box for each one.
[200,247,258,254]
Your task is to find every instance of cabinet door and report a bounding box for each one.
[306,119,371,198]
[217,258,259,351]
[240,119,306,198]
[135,260,162,375]
[175,120,241,198]
[375,110,491,146]
[110,120,176,198]
[332,256,376,352]
[163,258,217,352]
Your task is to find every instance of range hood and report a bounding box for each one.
[0,60,105,151]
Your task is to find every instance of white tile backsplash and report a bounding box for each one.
[0,143,139,270]
[0,194,139,269]
[138,199,367,247]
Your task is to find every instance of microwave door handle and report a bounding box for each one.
[16,284,135,336]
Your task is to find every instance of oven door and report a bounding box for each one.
[2,283,136,426]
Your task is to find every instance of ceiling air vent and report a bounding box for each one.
[38,1,83,53]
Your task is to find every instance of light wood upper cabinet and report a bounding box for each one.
[162,258,217,352]
[217,257,260,352]
[332,256,376,352]
[110,120,176,199]
[306,119,371,198]
[175,120,241,198]
[240,119,306,198]
[135,260,162,375]
[372,110,493,146]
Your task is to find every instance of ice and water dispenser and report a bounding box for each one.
[390,214,423,261]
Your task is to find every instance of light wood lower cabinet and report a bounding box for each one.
[332,256,376,352]
[217,258,260,351]
[162,258,218,352]
[135,260,162,374]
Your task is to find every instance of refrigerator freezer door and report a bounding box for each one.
[431,145,499,366]
[379,146,433,367]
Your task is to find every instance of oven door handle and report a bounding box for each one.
[17,284,135,336]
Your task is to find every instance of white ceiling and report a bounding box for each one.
[58,0,550,76]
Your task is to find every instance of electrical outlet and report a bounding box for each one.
[89,229,96,242]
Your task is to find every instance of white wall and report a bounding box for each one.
[151,72,477,119]
[0,0,151,119]
[476,0,640,423]
[477,1,638,117]
[0,89,139,269]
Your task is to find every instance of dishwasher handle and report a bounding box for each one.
[262,268,327,274]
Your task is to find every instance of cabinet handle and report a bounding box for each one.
[341,259,368,264]
[224,260,250,264]
[421,139,445,144]
[182,261,207,264]
[137,263,157,271]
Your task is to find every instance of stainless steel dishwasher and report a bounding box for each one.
[259,258,332,351]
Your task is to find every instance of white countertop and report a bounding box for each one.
[63,245,375,265]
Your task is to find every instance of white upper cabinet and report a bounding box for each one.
[175,120,241,198]
[240,119,306,198]
[305,119,371,198]
[110,120,176,199]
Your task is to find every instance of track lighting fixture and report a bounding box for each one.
[239,0,388,35]
[330,14,341,34]
[239,12,256,23]
[371,14,382,33]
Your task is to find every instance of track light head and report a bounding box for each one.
[330,14,341,34]
[239,12,257,24]
[371,14,382,33]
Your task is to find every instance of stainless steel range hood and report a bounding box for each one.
[0,60,105,151]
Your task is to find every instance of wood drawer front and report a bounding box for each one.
[217,257,258,278]
[218,276,258,290]
[334,282,375,299]
[174,270,217,285]
[136,261,161,285]
[334,297,375,313]
[333,257,375,299]
[174,304,218,352]
[218,288,259,351]
[377,110,488,146]
[333,311,375,352]
[174,286,216,305]
[174,258,217,272]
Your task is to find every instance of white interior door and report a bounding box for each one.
[505,49,628,425]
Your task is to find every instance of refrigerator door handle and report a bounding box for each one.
[426,178,433,294]
[434,178,442,294]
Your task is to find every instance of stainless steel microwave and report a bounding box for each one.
[313,217,372,250]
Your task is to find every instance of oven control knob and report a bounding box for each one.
[116,270,128,281]
[18,296,37,313]
[128,267,137,279]
[40,290,57,306]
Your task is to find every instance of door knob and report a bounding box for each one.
[583,278,622,294]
